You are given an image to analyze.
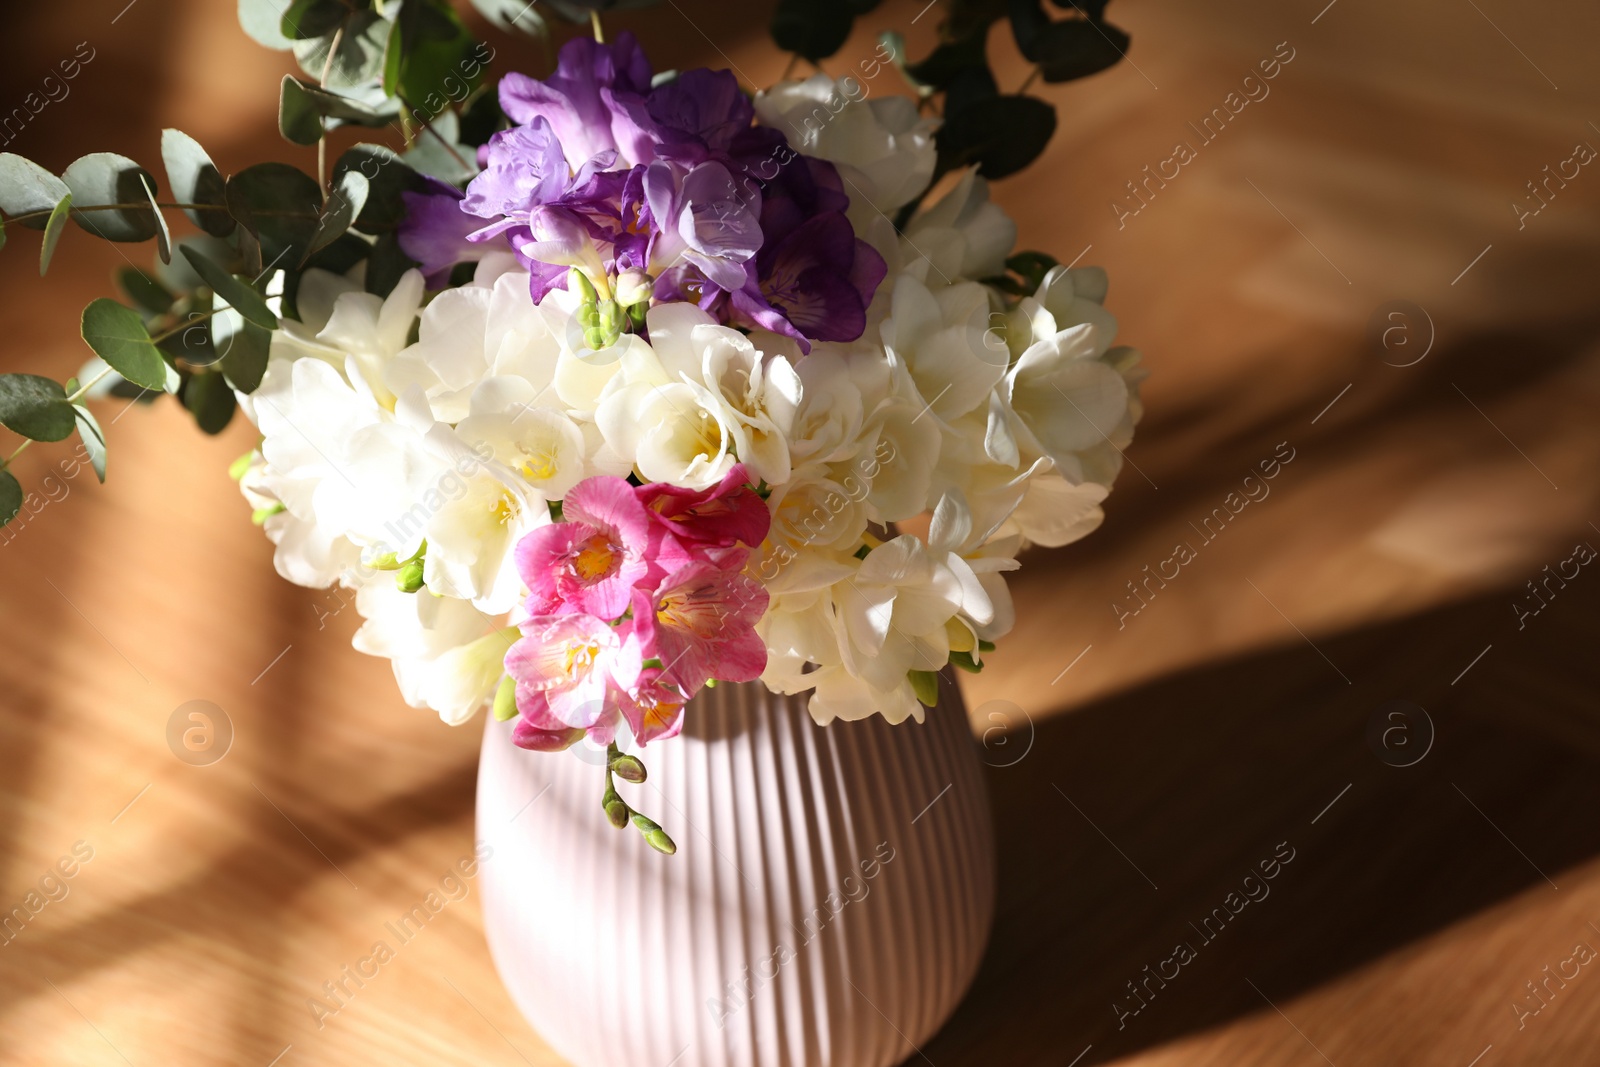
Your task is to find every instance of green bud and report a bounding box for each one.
[704,679,717,688]
[228,451,256,480]
[631,812,676,855]
[908,669,940,708]
[640,657,664,671]
[492,674,518,722]
[251,502,285,525]
[610,753,647,784]
[567,267,599,304]
[395,560,425,593]
[602,786,630,829]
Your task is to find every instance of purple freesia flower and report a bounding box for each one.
[394,29,889,349]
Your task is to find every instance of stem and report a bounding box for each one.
[2,439,33,471]
[1018,66,1042,94]
[149,308,219,346]
[317,22,347,194]
[781,53,801,82]
[65,365,116,405]
[4,201,227,225]
[590,9,604,43]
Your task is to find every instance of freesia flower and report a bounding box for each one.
[631,558,769,692]
[635,462,770,550]
[506,612,640,732]
[515,474,650,618]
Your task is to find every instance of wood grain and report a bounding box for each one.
[3,1,1599,1064]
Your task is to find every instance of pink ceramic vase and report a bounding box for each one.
[475,678,996,1067]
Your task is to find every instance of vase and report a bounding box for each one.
[475,675,996,1067]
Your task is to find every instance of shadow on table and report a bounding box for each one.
[924,569,1600,1065]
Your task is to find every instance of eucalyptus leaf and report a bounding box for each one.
[937,94,1057,179]
[402,110,478,184]
[281,0,349,40]
[140,174,172,264]
[80,299,169,391]
[180,245,278,330]
[161,129,235,237]
[386,0,484,107]
[73,403,107,483]
[771,0,856,62]
[238,0,296,49]
[366,230,419,298]
[0,154,69,230]
[334,144,421,233]
[279,76,327,145]
[217,312,270,393]
[311,169,369,254]
[61,153,160,242]
[182,370,238,435]
[118,267,175,316]
[225,162,324,269]
[470,0,548,36]
[295,9,392,89]
[0,470,21,527]
[0,374,76,442]
[40,193,71,276]
[1022,16,1130,82]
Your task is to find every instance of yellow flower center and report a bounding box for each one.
[572,535,617,581]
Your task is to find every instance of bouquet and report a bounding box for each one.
[0,0,1142,852]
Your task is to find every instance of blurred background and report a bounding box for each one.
[3,0,1600,1063]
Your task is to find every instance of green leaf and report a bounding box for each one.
[140,174,171,265]
[225,162,324,269]
[0,154,69,230]
[73,403,107,482]
[161,129,236,238]
[365,230,420,298]
[180,245,278,329]
[238,0,296,49]
[401,109,478,184]
[311,169,369,255]
[771,0,856,61]
[948,650,984,673]
[1021,17,1130,83]
[387,0,484,106]
[281,0,348,40]
[279,77,326,145]
[217,313,270,393]
[334,144,422,233]
[118,267,176,316]
[0,374,76,442]
[0,214,6,251]
[61,153,159,242]
[0,470,21,527]
[182,370,238,435]
[81,299,169,391]
[937,94,1057,180]
[295,9,392,89]
[908,668,941,708]
[280,77,398,146]
[470,0,548,36]
[40,193,71,276]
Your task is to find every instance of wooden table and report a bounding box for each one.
[3,1,1599,1063]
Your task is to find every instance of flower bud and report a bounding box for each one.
[395,559,425,593]
[567,267,599,304]
[613,268,652,308]
[492,674,518,722]
[602,786,630,829]
[631,813,676,855]
[610,753,647,784]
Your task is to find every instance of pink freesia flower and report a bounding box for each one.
[617,670,688,746]
[631,559,769,692]
[506,613,641,731]
[636,463,770,550]
[516,475,651,619]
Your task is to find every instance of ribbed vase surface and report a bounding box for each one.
[475,678,996,1067]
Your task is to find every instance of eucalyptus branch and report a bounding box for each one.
[3,201,228,225]
[65,365,116,405]
[149,307,219,346]
[317,20,348,193]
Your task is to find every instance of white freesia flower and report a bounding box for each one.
[754,74,938,260]
[992,266,1146,487]
[898,169,1017,285]
[352,579,517,725]
[881,274,1005,427]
